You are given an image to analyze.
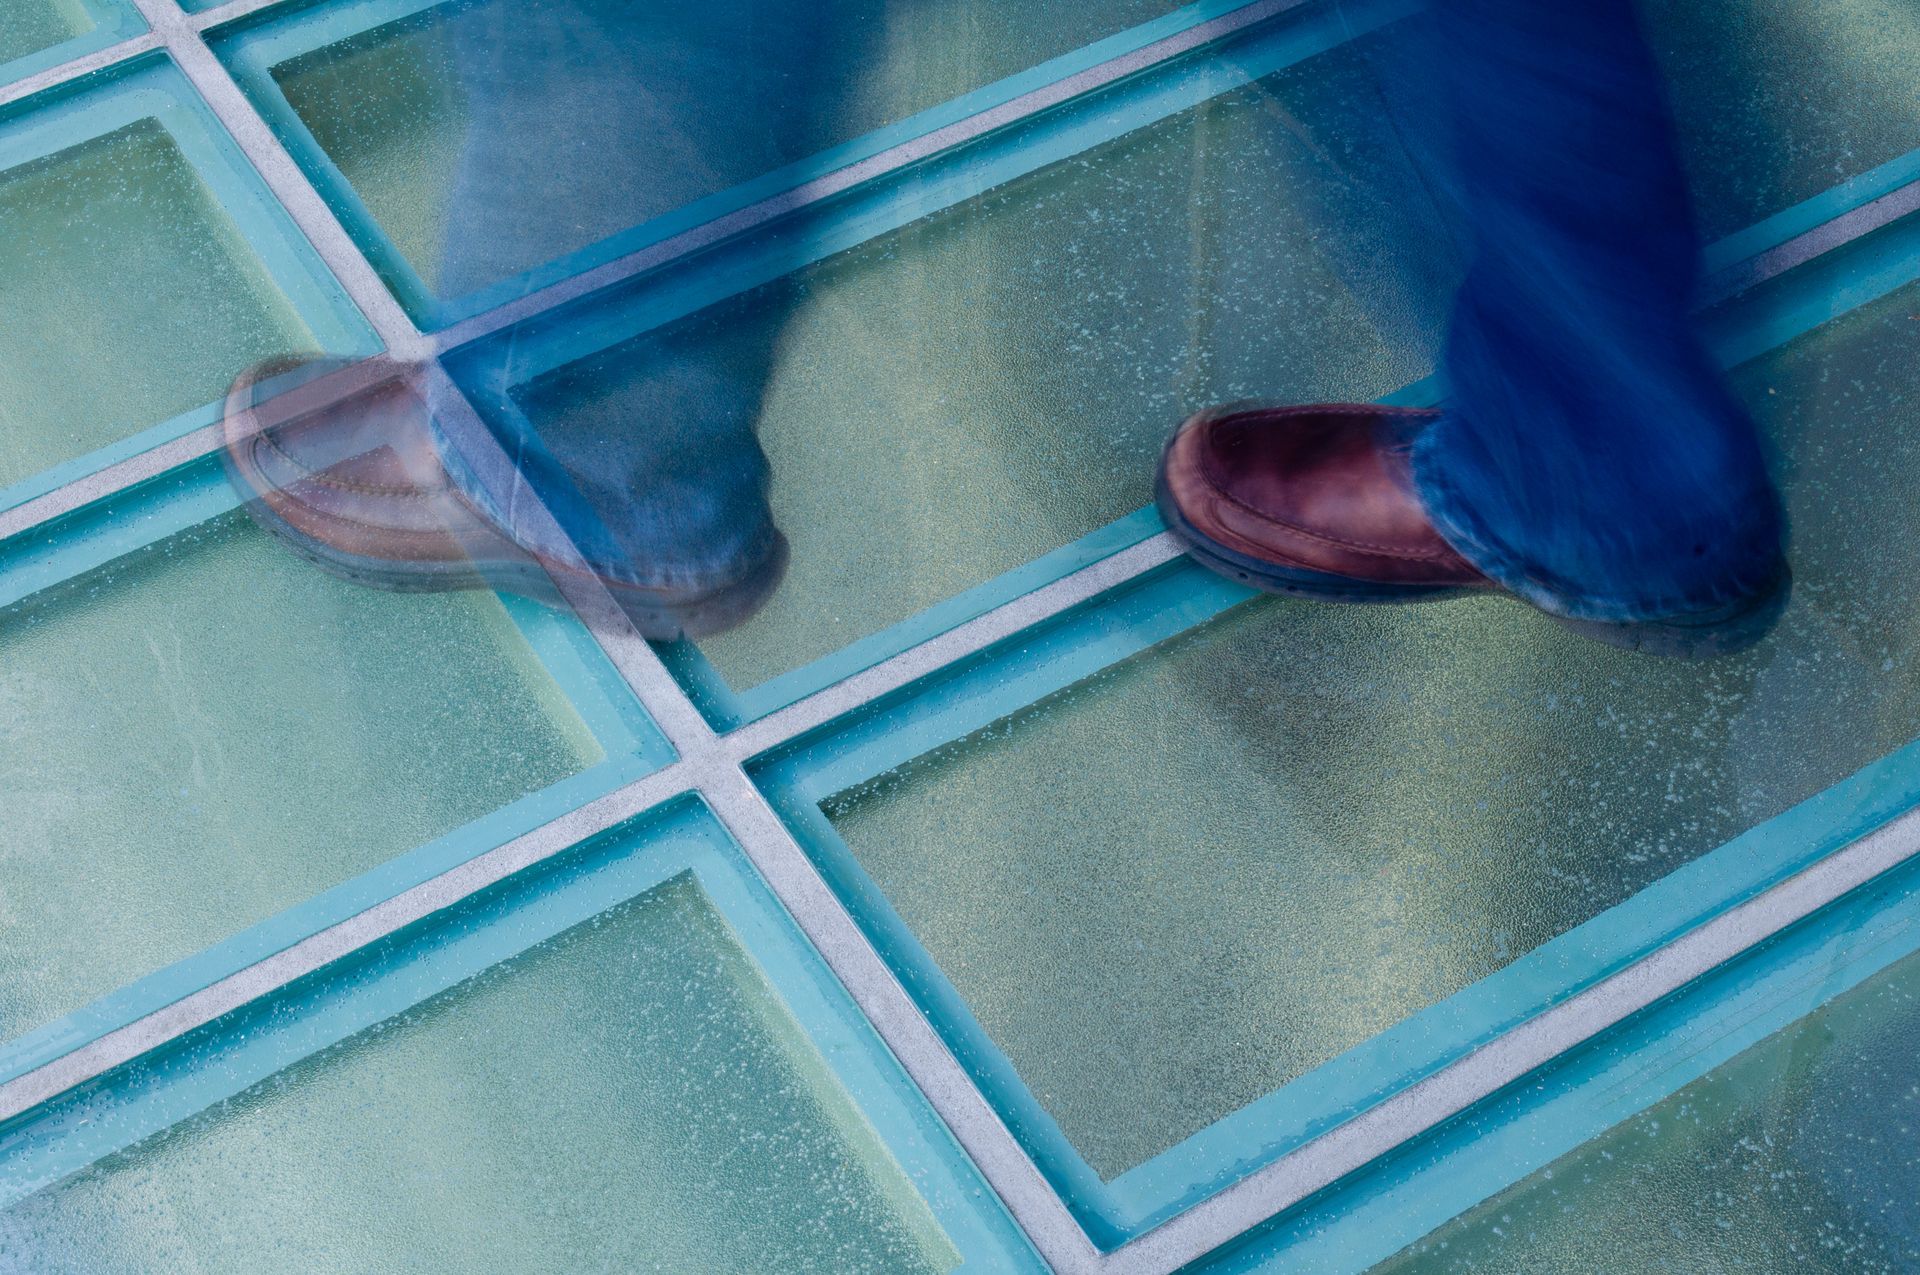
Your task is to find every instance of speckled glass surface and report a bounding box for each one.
[1374,947,1920,1273]
[1647,0,1920,239]
[0,875,958,1274]
[0,1,93,68]
[0,119,319,495]
[516,49,1435,697]
[255,0,1183,301]
[0,512,604,1043]
[823,274,1920,1180]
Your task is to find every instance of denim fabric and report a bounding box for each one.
[1390,0,1787,621]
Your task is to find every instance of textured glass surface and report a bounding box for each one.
[0,512,603,1041]
[517,50,1433,695]
[263,0,1182,299]
[1375,947,1920,1273]
[0,119,319,494]
[1648,0,1920,239]
[824,275,1920,1180]
[0,875,958,1273]
[0,1,91,68]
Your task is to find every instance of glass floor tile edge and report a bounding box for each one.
[0,0,146,95]
[0,53,377,519]
[0,800,1045,1271]
[1186,824,1920,1274]
[211,0,1298,330]
[0,458,675,1090]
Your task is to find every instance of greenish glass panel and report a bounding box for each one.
[1374,947,1920,1273]
[518,51,1432,695]
[263,0,1184,299]
[0,0,92,68]
[823,275,1920,1180]
[0,512,603,1042]
[0,119,321,495]
[1648,0,1920,239]
[0,875,959,1274]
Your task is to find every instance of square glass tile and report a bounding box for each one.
[0,117,322,499]
[236,0,1185,308]
[0,510,609,1044]
[1648,0,1920,238]
[509,45,1433,712]
[0,874,959,1273]
[817,272,1920,1182]
[1373,945,1920,1274]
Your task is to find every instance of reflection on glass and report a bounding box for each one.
[0,512,601,1042]
[823,275,1920,1179]
[1375,948,1920,1273]
[0,876,958,1274]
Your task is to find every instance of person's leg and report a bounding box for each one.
[1407,0,1785,623]
[1157,0,1787,654]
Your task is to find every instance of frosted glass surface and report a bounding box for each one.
[263,0,1182,298]
[1375,948,1920,1273]
[517,54,1432,695]
[0,876,958,1274]
[0,119,319,493]
[0,512,603,1042]
[825,276,1920,1179]
[0,1,90,67]
[1648,0,1920,239]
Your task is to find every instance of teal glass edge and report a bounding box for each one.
[1186,838,1920,1273]
[742,208,1920,1244]
[0,0,145,94]
[208,0,1293,331]
[443,0,1414,732]
[0,53,380,518]
[0,454,676,1090]
[0,798,1044,1271]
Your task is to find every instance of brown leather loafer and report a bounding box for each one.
[219,356,787,640]
[1155,402,1790,658]
[1156,403,1489,603]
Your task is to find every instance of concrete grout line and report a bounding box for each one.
[0,31,161,110]
[722,532,1187,762]
[0,760,696,1122]
[1102,803,1920,1274]
[186,0,296,32]
[429,0,1304,355]
[1703,178,1920,305]
[697,764,1107,1275]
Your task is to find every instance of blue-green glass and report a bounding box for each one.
[0,512,603,1042]
[253,0,1184,300]
[0,875,959,1273]
[822,272,1920,1180]
[516,48,1432,698]
[1373,946,1920,1273]
[0,1,91,68]
[0,119,321,496]
[1648,0,1920,239]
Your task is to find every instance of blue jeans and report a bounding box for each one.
[1388,0,1786,621]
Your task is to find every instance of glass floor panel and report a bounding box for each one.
[504,39,1432,717]
[0,874,958,1274]
[0,508,608,1046]
[1373,944,1920,1274]
[225,0,1186,316]
[813,269,1920,1188]
[1648,0,1920,240]
[0,2,93,70]
[0,117,324,500]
